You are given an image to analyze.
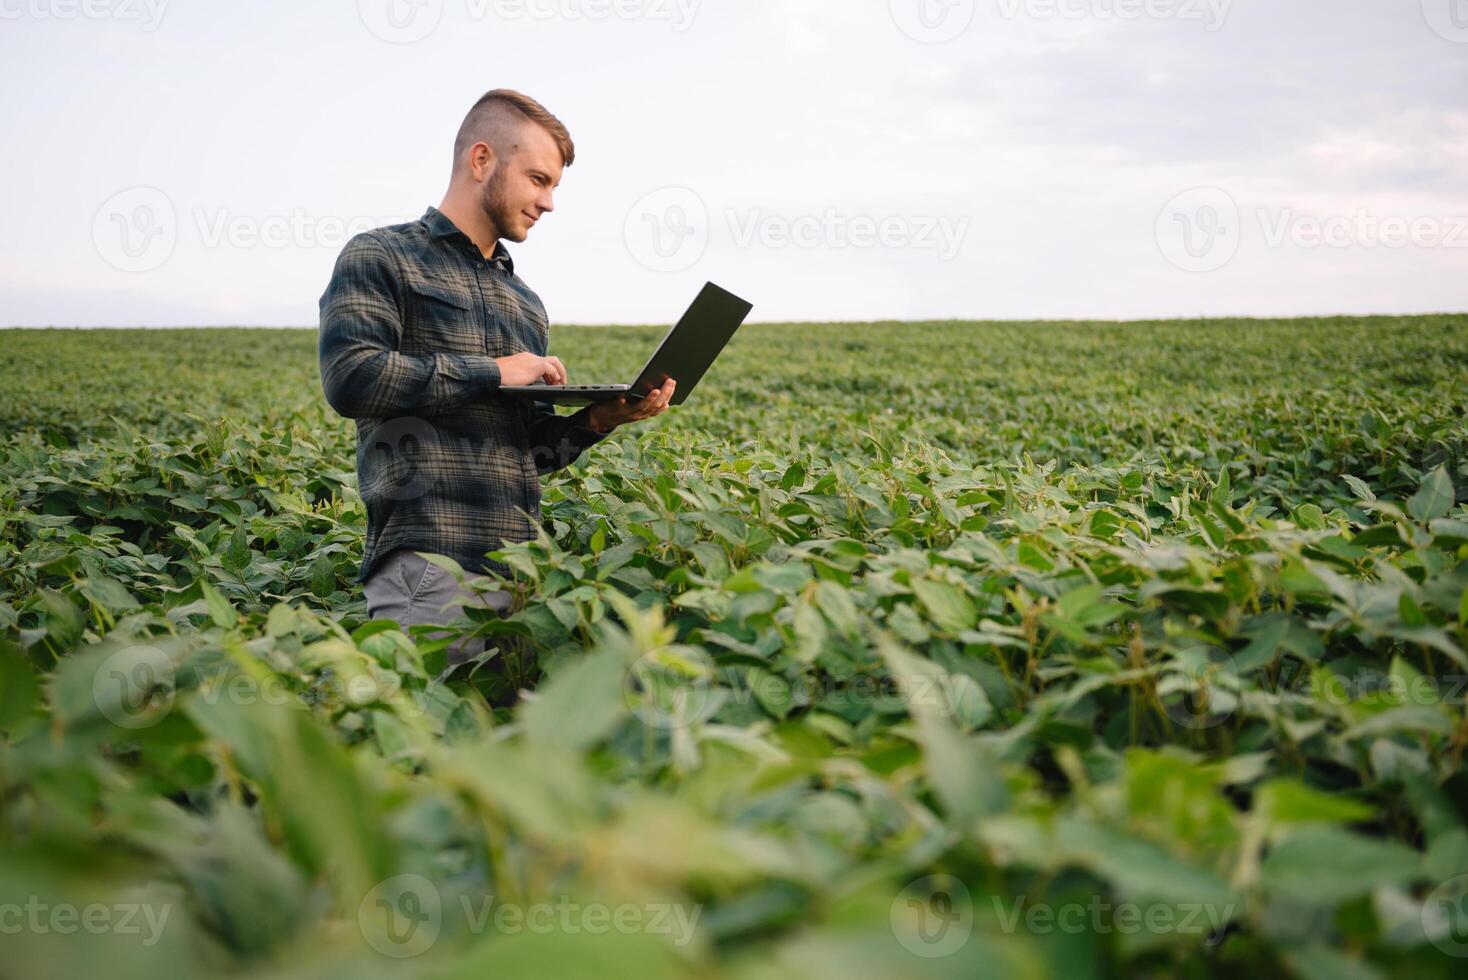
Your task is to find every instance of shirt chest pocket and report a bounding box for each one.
[402,276,483,355]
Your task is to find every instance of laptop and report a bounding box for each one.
[499,281,753,405]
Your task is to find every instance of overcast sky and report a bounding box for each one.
[1,0,1464,327]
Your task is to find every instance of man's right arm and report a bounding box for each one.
[318,232,501,419]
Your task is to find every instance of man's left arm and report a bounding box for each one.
[526,400,612,476]
[523,377,676,475]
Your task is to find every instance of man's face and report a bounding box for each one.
[478,123,563,243]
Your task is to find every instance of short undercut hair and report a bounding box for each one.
[452,88,576,172]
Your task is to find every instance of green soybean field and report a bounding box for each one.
[2,315,1467,979]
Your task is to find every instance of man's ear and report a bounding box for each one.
[470,142,497,181]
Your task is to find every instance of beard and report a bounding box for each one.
[478,163,523,242]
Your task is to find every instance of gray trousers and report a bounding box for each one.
[362,549,514,664]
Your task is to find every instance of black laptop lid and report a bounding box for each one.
[630,282,753,406]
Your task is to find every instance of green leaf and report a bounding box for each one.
[223,523,251,572]
[0,641,39,729]
[814,580,860,637]
[36,589,83,651]
[1259,827,1422,903]
[1342,475,1376,502]
[200,578,237,628]
[1057,816,1237,909]
[419,551,467,585]
[521,645,630,751]
[748,667,794,719]
[911,578,976,632]
[309,551,336,599]
[878,633,1006,828]
[1407,465,1455,522]
[372,709,414,762]
[1255,779,1375,827]
[946,673,992,732]
[791,600,826,663]
[80,575,140,612]
[752,561,812,593]
[1280,943,1387,980]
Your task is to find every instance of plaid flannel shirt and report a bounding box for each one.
[318,205,608,584]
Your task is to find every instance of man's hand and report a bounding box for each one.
[496,352,567,387]
[584,379,676,434]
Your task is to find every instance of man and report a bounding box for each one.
[318,88,674,663]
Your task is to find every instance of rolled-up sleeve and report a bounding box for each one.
[318,232,502,419]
